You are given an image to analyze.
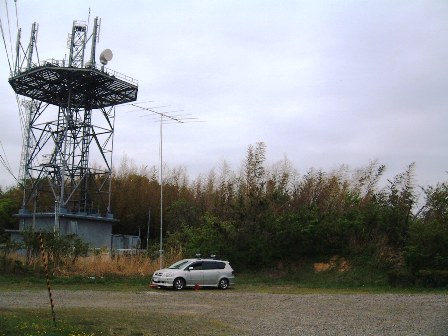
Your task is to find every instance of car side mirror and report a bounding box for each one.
[188,266,193,271]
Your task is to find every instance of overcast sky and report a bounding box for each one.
[1,0,448,191]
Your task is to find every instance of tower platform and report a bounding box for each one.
[9,59,138,109]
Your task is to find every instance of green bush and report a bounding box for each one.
[387,268,448,288]
[416,270,448,288]
[387,268,415,287]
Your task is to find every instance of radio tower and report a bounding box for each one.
[8,17,138,247]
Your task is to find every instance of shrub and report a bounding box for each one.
[387,268,415,287]
[416,270,448,288]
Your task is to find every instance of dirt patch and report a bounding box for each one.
[313,255,350,272]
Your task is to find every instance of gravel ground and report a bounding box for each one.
[1,289,447,335]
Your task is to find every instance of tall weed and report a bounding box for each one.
[2,247,184,277]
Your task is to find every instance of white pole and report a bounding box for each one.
[146,207,150,251]
[159,114,163,269]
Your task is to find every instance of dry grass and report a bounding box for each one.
[61,247,184,277]
[313,255,351,273]
[5,248,184,278]
[61,254,156,277]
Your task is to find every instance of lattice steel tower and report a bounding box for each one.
[8,17,138,244]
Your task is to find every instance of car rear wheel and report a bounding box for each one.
[218,278,229,289]
[173,278,185,290]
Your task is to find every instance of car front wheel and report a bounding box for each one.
[218,278,229,289]
[173,278,185,290]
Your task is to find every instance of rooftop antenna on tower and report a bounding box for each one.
[99,48,113,65]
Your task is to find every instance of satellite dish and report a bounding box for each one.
[99,49,113,65]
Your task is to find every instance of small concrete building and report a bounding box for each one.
[111,234,141,250]
[11,208,116,249]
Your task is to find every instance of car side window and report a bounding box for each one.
[203,261,216,270]
[202,261,226,270]
[216,262,225,269]
[189,261,203,270]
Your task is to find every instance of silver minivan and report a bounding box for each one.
[151,258,235,290]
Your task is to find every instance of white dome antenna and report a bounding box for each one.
[99,49,113,65]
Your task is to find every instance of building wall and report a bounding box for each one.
[17,213,114,249]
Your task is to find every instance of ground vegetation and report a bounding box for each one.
[1,143,447,287]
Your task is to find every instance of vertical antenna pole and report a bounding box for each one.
[147,207,150,251]
[68,21,75,67]
[26,23,37,70]
[90,17,99,67]
[14,28,21,75]
[159,114,163,269]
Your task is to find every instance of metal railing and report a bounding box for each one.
[10,58,138,85]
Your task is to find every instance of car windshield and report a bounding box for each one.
[168,259,190,269]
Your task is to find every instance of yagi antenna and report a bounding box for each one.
[124,101,204,270]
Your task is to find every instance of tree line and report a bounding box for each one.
[1,142,447,285]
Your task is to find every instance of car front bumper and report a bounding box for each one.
[151,276,174,287]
